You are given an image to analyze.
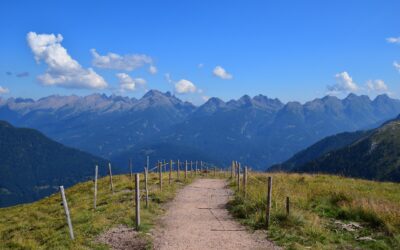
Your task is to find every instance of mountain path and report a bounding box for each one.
[152,179,280,250]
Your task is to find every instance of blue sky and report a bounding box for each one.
[0,0,400,104]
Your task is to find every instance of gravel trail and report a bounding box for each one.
[153,179,280,250]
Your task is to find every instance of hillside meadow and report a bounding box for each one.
[228,172,400,249]
[0,171,193,249]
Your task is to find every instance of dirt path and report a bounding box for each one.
[153,179,280,250]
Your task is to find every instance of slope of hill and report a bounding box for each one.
[269,130,371,171]
[0,121,107,207]
[291,118,400,182]
[1,91,400,169]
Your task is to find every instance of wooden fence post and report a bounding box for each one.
[144,167,149,208]
[185,160,188,180]
[195,161,198,176]
[231,161,234,179]
[266,176,273,229]
[190,161,193,177]
[60,186,74,240]
[129,159,133,180]
[237,163,240,192]
[169,160,173,184]
[286,196,290,216]
[159,161,163,191]
[108,163,114,193]
[94,165,98,209]
[135,173,140,230]
[214,167,216,176]
[243,166,247,198]
[200,161,203,174]
[206,166,208,177]
[177,160,180,180]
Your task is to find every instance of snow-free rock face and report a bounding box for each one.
[1,91,400,170]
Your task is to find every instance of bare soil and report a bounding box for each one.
[96,225,148,250]
[152,179,280,250]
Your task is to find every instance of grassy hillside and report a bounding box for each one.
[228,172,400,250]
[0,120,108,207]
[290,119,400,182]
[0,172,192,249]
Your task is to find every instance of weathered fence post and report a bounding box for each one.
[206,166,208,177]
[231,161,234,179]
[94,165,98,209]
[129,159,133,180]
[190,161,193,177]
[237,163,240,192]
[200,161,203,174]
[195,161,198,176]
[243,166,247,198]
[135,173,140,230]
[159,161,163,191]
[108,163,114,193]
[185,160,188,180]
[60,186,74,240]
[266,176,273,229]
[144,167,149,208]
[177,160,180,180]
[169,160,173,184]
[286,196,290,216]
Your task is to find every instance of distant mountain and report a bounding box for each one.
[1,91,400,170]
[285,117,400,182]
[0,121,107,207]
[269,130,371,171]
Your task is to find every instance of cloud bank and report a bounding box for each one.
[91,49,153,71]
[27,32,107,89]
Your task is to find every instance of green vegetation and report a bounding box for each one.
[228,172,400,250]
[0,172,193,249]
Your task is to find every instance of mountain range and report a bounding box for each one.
[272,117,400,182]
[0,121,107,207]
[1,90,400,171]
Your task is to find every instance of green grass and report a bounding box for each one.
[227,172,400,250]
[0,171,195,249]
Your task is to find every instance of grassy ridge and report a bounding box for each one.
[228,172,400,250]
[0,172,192,249]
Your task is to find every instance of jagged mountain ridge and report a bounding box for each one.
[1,90,400,170]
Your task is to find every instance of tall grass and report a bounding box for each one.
[227,172,400,249]
[0,171,194,249]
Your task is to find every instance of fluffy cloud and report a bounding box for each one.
[175,79,197,94]
[387,37,400,44]
[27,32,107,89]
[213,66,232,79]
[394,61,400,72]
[0,86,9,94]
[116,73,146,91]
[327,72,359,94]
[367,79,388,92]
[91,49,153,71]
[148,65,157,75]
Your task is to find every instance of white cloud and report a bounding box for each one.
[148,65,157,75]
[0,86,9,94]
[27,32,107,89]
[387,37,400,44]
[213,66,233,79]
[116,73,146,92]
[327,71,359,94]
[198,63,204,68]
[165,73,173,84]
[367,79,388,92]
[175,79,197,94]
[394,61,400,72]
[91,49,153,71]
